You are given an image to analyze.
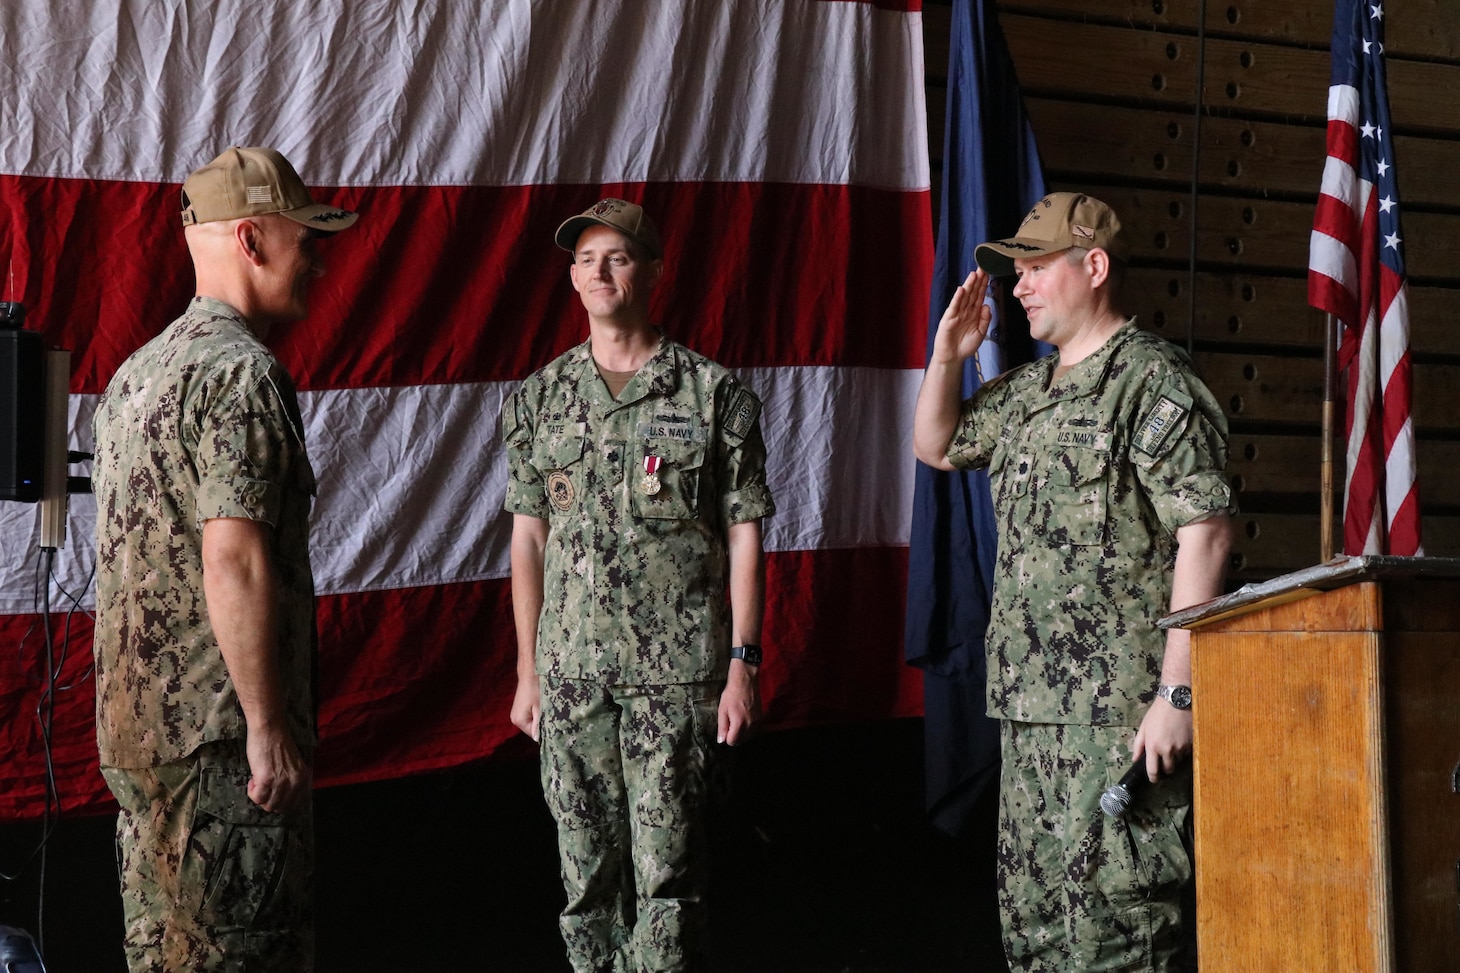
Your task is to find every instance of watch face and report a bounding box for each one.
[1168,685,1192,709]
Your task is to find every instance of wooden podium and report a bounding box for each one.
[1162,556,1460,972]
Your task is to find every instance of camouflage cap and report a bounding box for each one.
[555,198,663,259]
[975,192,1128,277]
[180,146,358,232]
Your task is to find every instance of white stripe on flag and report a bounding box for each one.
[0,366,922,612]
[1307,229,1357,289]
[1,0,928,191]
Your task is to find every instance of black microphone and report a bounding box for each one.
[1099,760,1152,818]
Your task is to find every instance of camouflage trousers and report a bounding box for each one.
[539,676,721,973]
[997,721,1195,973]
[101,739,314,972]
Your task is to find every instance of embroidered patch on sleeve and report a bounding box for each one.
[1133,392,1191,457]
[722,384,760,440]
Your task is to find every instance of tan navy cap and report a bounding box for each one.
[555,198,662,259]
[180,146,358,232]
[975,192,1128,277]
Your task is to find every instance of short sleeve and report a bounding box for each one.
[946,372,1015,471]
[193,363,301,525]
[715,380,775,524]
[501,386,550,518]
[1131,373,1234,533]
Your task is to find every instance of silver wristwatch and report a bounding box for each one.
[1157,684,1192,710]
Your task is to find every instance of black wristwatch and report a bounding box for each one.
[1157,684,1193,710]
[730,644,763,666]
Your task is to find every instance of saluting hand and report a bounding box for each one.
[930,268,994,366]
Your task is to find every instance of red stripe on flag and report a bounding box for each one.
[1324,118,1359,175]
[1310,191,1359,258]
[0,176,931,393]
[1387,481,1422,556]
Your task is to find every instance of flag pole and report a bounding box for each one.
[1320,312,1337,562]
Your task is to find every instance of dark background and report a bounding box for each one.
[0,718,1009,972]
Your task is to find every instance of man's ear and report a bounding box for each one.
[235,219,266,267]
[1085,247,1111,288]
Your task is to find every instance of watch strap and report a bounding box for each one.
[1157,684,1192,709]
[730,644,762,666]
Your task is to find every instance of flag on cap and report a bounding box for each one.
[1307,0,1422,556]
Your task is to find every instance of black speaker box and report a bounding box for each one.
[1,328,45,502]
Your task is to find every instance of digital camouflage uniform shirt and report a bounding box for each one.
[92,296,318,769]
[502,338,775,683]
[946,322,1231,727]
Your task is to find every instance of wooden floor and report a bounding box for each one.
[0,719,1008,972]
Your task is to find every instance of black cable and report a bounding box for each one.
[1,544,96,960]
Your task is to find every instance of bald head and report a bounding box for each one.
[187,214,327,335]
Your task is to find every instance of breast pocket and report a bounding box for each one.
[532,433,589,515]
[1044,445,1109,547]
[632,438,705,520]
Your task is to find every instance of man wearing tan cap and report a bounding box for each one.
[914,192,1232,970]
[92,146,357,972]
[502,198,774,971]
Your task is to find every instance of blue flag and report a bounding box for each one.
[905,0,1047,836]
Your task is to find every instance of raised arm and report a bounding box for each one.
[913,268,993,469]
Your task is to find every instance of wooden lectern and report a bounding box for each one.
[1161,556,1460,972]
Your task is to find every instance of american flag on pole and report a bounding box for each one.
[1307,0,1422,556]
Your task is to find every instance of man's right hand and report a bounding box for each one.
[511,675,542,742]
[930,268,993,365]
[913,268,995,469]
[245,723,311,814]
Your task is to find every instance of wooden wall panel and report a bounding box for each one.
[1230,435,1460,509]
[1021,98,1460,207]
[925,0,1460,575]
[1128,267,1459,357]
[1197,352,1460,434]
[1231,512,1460,578]
[996,0,1460,60]
[1001,13,1460,130]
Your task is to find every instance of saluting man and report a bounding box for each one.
[502,198,774,972]
[913,192,1233,971]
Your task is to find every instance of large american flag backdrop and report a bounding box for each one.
[1307,0,1422,556]
[0,0,932,820]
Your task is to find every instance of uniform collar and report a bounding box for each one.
[565,335,680,407]
[1041,318,1139,399]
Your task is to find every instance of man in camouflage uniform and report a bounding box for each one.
[503,198,773,972]
[91,146,357,972]
[913,192,1233,972]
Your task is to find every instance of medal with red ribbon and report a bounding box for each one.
[641,455,662,496]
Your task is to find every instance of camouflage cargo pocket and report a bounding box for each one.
[179,747,294,931]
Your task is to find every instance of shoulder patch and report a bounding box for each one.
[1133,390,1192,457]
[722,382,761,440]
